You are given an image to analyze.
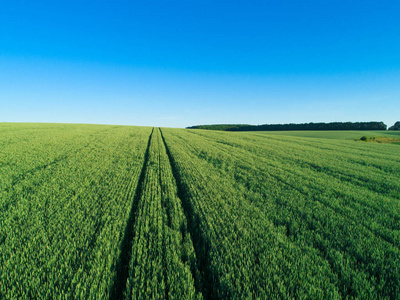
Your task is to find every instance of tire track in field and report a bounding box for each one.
[156,129,170,300]
[109,128,154,300]
[159,128,212,299]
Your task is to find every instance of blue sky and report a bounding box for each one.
[1,0,399,128]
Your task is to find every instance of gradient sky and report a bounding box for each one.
[1,0,399,128]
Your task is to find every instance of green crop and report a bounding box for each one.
[1,123,399,299]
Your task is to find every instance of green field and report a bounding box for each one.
[257,130,400,140]
[1,123,400,299]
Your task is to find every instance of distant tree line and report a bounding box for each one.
[187,121,388,131]
[186,124,251,131]
[389,121,400,130]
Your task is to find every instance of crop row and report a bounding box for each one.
[0,125,152,298]
[161,128,341,298]
[121,128,200,299]
[161,128,400,298]
[1,124,399,299]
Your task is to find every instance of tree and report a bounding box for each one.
[388,121,400,130]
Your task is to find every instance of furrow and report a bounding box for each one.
[109,128,154,300]
[159,128,211,299]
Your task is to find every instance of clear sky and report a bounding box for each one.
[1,0,399,128]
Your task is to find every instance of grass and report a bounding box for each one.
[255,130,400,140]
[359,136,400,144]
